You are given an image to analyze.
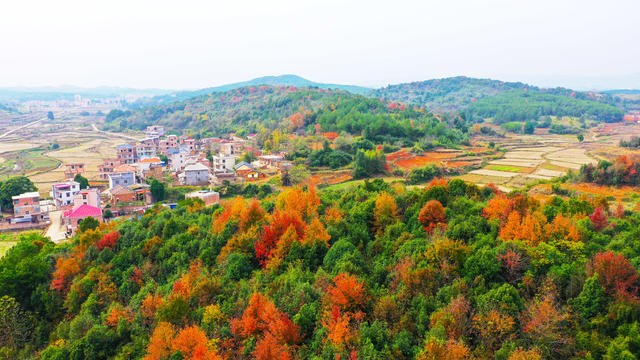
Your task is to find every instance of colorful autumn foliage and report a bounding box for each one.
[418,200,447,233]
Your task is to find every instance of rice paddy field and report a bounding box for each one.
[0,112,131,193]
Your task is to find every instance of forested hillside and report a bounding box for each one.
[372,77,627,123]
[4,180,640,359]
[465,90,624,124]
[371,77,534,111]
[106,86,341,134]
[106,86,467,146]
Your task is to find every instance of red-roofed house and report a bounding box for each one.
[63,204,103,233]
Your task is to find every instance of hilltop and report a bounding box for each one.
[145,75,372,104]
[108,86,348,134]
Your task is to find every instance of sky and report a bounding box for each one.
[1,0,639,90]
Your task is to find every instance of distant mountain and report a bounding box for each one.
[601,89,640,95]
[145,75,372,104]
[0,86,172,102]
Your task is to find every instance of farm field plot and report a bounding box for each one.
[464,132,599,189]
[387,147,494,171]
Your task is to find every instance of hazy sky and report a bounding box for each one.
[2,0,639,90]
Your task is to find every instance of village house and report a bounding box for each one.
[11,192,42,223]
[135,157,164,180]
[219,141,243,155]
[169,150,190,172]
[233,161,265,181]
[64,163,86,179]
[98,159,121,181]
[73,188,100,208]
[180,163,210,185]
[158,135,179,155]
[211,171,237,185]
[63,204,102,234]
[145,125,165,138]
[109,185,136,206]
[135,143,157,160]
[51,181,81,208]
[257,154,285,168]
[108,164,136,189]
[181,137,197,153]
[233,161,255,177]
[211,154,236,172]
[117,144,135,164]
[185,190,220,206]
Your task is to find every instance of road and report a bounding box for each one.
[0,118,44,140]
[44,210,67,243]
[91,123,142,141]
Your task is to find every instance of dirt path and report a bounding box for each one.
[44,210,67,243]
[91,124,142,142]
[0,118,44,139]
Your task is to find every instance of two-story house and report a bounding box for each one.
[51,181,80,208]
[12,192,42,222]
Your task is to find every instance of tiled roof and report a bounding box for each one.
[64,204,102,218]
[113,164,136,173]
[110,185,134,195]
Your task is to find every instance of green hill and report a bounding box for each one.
[372,76,625,122]
[146,75,371,104]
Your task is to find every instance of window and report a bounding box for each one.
[83,195,87,200]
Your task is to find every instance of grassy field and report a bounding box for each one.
[487,165,521,172]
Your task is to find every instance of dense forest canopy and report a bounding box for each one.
[105,86,468,147]
[3,179,640,359]
[465,90,624,124]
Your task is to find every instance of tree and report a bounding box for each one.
[523,121,535,134]
[74,174,89,189]
[0,296,33,351]
[373,192,398,234]
[103,209,113,221]
[418,200,447,233]
[577,134,584,142]
[47,111,54,120]
[78,216,100,233]
[150,179,165,202]
[589,251,639,299]
[0,176,37,211]
[589,207,609,231]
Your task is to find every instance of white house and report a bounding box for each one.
[51,181,81,208]
[212,154,236,172]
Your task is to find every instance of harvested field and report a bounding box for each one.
[534,169,566,177]
[489,159,545,167]
[546,148,595,165]
[549,160,583,170]
[504,151,545,159]
[470,169,519,178]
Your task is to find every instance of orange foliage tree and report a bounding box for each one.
[231,293,300,359]
[418,200,447,233]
